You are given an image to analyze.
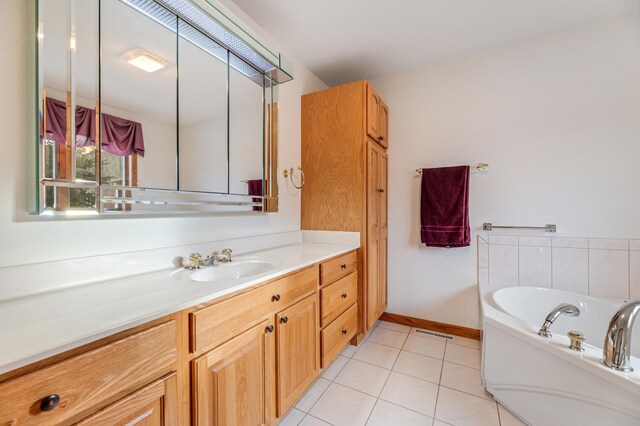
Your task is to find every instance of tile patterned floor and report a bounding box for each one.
[280,321,528,426]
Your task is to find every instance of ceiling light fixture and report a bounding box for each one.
[123,48,168,73]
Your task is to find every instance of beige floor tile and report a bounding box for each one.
[341,343,358,357]
[334,359,391,396]
[440,361,491,400]
[403,335,446,359]
[321,355,349,380]
[379,372,439,416]
[377,321,411,333]
[392,350,442,384]
[366,399,433,425]
[367,327,409,349]
[444,343,481,369]
[299,415,332,426]
[353,341,401,369]
[435,387,499,426]
[309,383,377,426]
[280,408,306,426]
[295,378,331,412]
[450,335,482,350]
[498,403,528,426]
[433,421,453,426]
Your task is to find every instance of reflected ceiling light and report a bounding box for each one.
[123,48,168,73]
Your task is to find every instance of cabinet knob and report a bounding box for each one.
[378,136,384,141]
[40,395,60,412]
[342,329,348,335]
[341,293,348,299]
[280,316,288,324]
[377,188,384,193]
[340,264,347,269]
[265,325,274,333]
[272,294,281,302]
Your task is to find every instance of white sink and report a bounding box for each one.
[173,257,279,283]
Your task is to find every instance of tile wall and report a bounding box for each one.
[478,235,640,299]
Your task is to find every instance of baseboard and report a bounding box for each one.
[380,312,482,340]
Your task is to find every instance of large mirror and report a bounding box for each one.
[37,0,282,215]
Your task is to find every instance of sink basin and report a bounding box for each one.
[173,257,279,283]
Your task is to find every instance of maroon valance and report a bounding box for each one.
[42,97,144,157]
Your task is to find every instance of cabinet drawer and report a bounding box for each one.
[321,304,357,367]
[0,321,177,426]
[320,271,357,327]
[191,266,318,353]
[320,251,357,285]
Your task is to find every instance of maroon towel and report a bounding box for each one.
[420,166,470,247]
[247,179,263,212]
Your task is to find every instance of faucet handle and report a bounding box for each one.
[221,248,232,256]
[188,253,202,270]
[567,330,585,352]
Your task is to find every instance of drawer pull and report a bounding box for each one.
[340,264,347,269]
[341,293,348,299]
[378,135,385,142]
[40,394,60,412]
[280,316,288,324]
[272,294,281,302]
[266,325,274,333]
[341,329,348,335]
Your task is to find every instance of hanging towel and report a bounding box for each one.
[247,179,263,212]
[420,165,470,248]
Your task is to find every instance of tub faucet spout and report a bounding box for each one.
[602,301,640,372]
[538,303,580,338]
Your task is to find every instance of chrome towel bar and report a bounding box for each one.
[416,163,489,175]
[482,223,557,233]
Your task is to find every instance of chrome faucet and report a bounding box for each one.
[602,301,640,372]
[203,248,233,266]
[538,303,581,337]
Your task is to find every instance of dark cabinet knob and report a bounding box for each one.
[280,316,288,324]
[265,325,274,333]
[342,329,348,335]
[378,136,384,141]
[377,189,384,193]
[340,264,347,269]
[272,294,281,302]
[40,395,60,412]
[341,293,348,299]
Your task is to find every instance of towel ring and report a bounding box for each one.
[283,167,305,189]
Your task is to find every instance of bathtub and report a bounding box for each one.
[481,286,640,426]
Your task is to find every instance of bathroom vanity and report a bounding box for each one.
[0,237,359,425]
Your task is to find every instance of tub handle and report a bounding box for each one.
[567,331,586,352]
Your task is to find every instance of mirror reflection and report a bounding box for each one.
[38,0,277,214]
[100,0,177,191]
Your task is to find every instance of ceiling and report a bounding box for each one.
[231,0,640,86]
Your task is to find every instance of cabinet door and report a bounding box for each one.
[192,320,276,426]
[76,373,178,425]
[378,151,388,313]
[378,101,389,148]
[277,294,319,416]
[366,142,381,331]
[367,85,381,140]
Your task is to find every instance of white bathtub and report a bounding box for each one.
[481,286,640,426]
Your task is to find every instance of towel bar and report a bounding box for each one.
[416,163,488,174]
[482,223,557,233]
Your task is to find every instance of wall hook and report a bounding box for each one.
[283,167,305,189]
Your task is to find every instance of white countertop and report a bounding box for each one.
[0,239,358,375]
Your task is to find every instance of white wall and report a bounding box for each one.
[0,0,326,268]
[371,15,640,329]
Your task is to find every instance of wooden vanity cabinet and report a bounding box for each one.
[276,294,319,416]
[192,319,276,426]
[302,80,389,339]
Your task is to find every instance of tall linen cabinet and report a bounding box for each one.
[302,80,388,339]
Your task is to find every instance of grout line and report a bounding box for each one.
[432,340,447,421]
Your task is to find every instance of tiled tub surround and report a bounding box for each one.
[0,230,359,374]
[280,321,525,426]
[478,234,640,299]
